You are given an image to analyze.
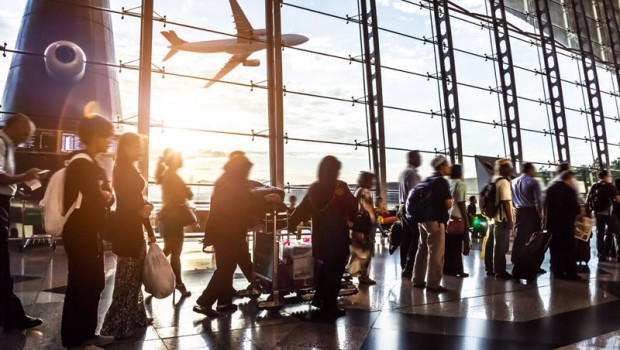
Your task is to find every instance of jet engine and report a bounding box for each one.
[243,59,260,67]
[43,40,86,82]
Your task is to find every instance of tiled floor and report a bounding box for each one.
[2,237,620,349]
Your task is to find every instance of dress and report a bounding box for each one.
[101,163,154,337]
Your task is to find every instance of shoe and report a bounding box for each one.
[70,346,103,350]
[495,272,513,280]
[486,271,495,276]
[401,269,413,279]
[458,272,470,278]
[412,282,426,288]
[426,285,449,292]
[358,276,377,285]
[320,307,346,318]
[311,297,323,309]
[5,315,43,330]
[85,335,114,347]
[193,305,219,317]
[175,283,191,297]
[538,268,547,274]
[145,317,154,325]
[216,304,238,313]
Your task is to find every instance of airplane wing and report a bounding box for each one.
[229,0,253,43]
[204,53,251,88]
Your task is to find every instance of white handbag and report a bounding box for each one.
[143,243,176,298]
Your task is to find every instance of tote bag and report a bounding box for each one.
[143,243,176,298]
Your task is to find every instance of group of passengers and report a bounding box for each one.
[1,113,618,349]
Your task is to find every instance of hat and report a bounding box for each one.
[495,158,512,167]
[431,155,449,169]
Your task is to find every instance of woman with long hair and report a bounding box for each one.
[288,156,358,317]
[101,132,155,339]
[156,148,192,297]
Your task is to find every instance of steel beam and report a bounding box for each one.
[488,0,524,168]
[274,0,284,188]
[265,0,277,186]
[138,0,153,189]
[601,0,620,92]
[359,0,387,199]
[432,0,463,165]
[569,0,610,169]
[532,0,571,164]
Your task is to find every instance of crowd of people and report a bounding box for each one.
[1,113,620,349]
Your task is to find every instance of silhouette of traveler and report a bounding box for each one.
[398,150,422,278]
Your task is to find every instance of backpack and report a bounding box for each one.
[587,182,611,212]
[405,176,437,223]
[479,177,505,219]
[39,153,93,237]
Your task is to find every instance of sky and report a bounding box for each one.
[1,0,619,197]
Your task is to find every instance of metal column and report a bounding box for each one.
[569,0,610,169]
[432,0,463,165]
[359,0,387,199]
[138,0,153,186]
[488,0,523,168]
[601,0,620,91]
[273,0,284,188]
[265,0,277,186]
[532,0,571,164]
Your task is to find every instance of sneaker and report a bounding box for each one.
[495,272,513,280]
[426,285,449,292]
[4,315,43,330]
[216,304,238,313]
[358,276,377,285]
[193,305,219,317]
[85,335,114,347]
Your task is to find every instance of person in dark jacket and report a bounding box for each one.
[61,115,115,349]
[194,154,280,317]
[546,171,581,280]
[288,156,358,317]
[411,155,453,292]
[155,149,193,297]
[101,132,155,339]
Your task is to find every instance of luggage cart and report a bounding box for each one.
[252,204,357,310]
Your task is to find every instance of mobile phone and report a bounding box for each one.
[38,170,51,175]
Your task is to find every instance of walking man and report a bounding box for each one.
[587,170,617,259]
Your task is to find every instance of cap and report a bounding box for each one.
[431,155,448,169]
[495,158,512,167]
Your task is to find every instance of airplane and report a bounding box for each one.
[161,0,309,88]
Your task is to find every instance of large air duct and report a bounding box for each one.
[2,0,121,131]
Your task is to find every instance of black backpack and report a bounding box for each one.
[480,177,506,219]
[587,182,611,212]
[405,176,437,223]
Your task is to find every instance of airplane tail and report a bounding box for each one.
[161,31,187,61]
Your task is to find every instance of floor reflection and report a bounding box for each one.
[3,238,620,349]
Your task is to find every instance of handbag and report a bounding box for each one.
[446,216,465,235]
[158,202,197,227]
[352,211,372,233]
[143,243,176,298]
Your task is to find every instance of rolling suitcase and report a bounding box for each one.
[574,217,592,264]
[516,231,551,280]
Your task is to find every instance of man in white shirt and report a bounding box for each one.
[0,113,45,330]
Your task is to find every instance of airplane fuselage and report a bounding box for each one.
[169,33,308,55]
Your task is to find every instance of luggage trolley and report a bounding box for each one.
[252,203,357,310]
